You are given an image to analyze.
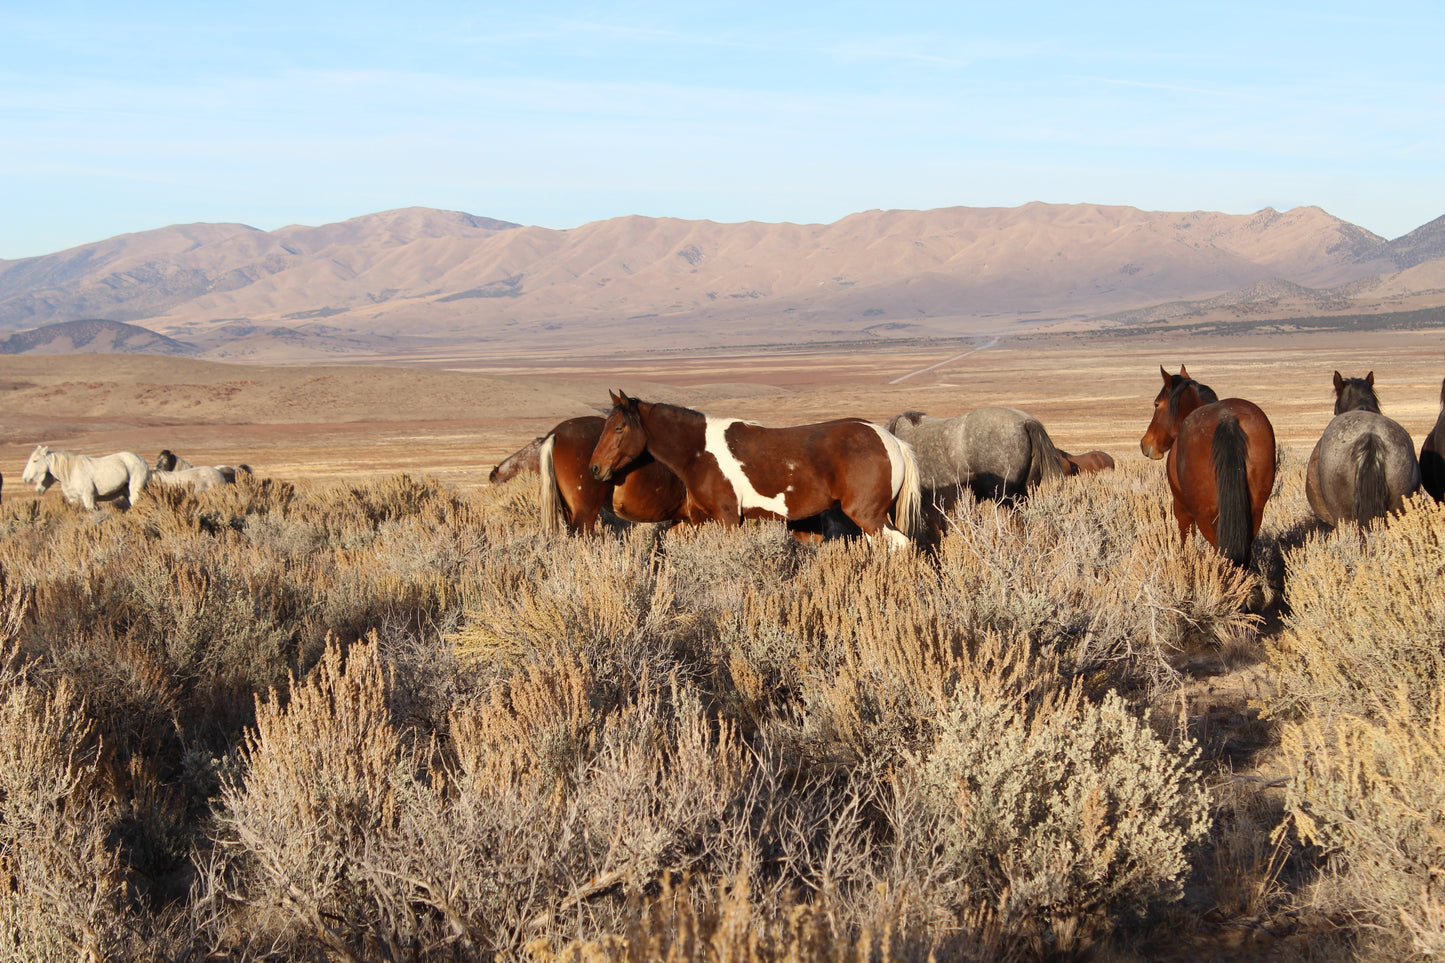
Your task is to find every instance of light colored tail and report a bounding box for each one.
[538,435,565,535]
[891,439,922,538]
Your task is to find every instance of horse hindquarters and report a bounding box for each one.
[1422,414,1445,501]
[1211,415,1254,565]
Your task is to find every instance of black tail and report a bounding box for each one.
[1212,415,1253,565]
[1352,433,1390,524]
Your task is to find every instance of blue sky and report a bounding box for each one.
[3,1,1442,260]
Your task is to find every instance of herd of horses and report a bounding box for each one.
[9,364,1443,569]
[14,446,249,510]
[493,366,1445,566]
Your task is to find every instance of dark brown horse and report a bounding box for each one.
[590,391,921,547]
[1140,366,1276,565]
[1305,371,1419,526]
[536,416,694,535]
[1058,449,1116,476]
[1420,377,1445,501]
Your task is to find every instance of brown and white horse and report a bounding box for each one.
[1140,366,1276,566]
[590,391,921,547]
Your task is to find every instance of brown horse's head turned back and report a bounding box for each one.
[591,390,651,482]
[1141,365,1217,459]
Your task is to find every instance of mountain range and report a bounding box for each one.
[3,203,1444,361]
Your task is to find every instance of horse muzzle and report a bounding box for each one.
[590,464,612,482]
[1140,438,1165,461]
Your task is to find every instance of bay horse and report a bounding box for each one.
[22,445,150,510]
[1139,366,1276,565]
[590,392,921,547]
[1420,377,1445,501]
[1059,449,1116,476]
[536,416,694,535]
[885,407,1064,506]
[1305,371,1420,526]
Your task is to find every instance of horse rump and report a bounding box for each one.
[1211,415,1253,565]
[537,434,567,535]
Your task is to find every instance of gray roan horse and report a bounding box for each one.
[488,436,544,485]
[22,445,150,509]
[1420,377,1445,501]
[885,407,1065,507]
[1305,371,1420,527]
[156,449,249,484]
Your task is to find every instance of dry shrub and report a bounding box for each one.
[891,684,1210,957]
[1267,494,1445,720]
[0,571,135,961]
[933,464,1260,692]
[1280,684,1445,957]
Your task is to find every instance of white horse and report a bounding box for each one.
[22,445,150,510]
[150,466,230,492]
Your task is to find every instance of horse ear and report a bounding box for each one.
[1159,366,1171,384]
[1366,371,1375,386]
[1333,371,1344,390]
[1178,364,1190,379]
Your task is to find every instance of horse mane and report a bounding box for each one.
[888,411,926,432]
[1169,377,1217,421]
[1334,372,1381,415]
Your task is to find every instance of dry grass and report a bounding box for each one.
[0,428,1438,961]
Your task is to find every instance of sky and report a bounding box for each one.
[3,1,1443,260]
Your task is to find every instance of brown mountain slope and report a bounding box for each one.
[0,202,1435,360]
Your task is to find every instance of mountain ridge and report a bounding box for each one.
[2,203,1443,360]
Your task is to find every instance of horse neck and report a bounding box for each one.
[1172,381,1212,421]
[635,402,707,473]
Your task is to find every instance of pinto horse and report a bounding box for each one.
[590,392,921,547]
[536,416,694,534]
[1305,371,1420,526]
[1140,366,1276,565]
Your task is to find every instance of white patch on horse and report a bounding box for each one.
[705,416,789,518]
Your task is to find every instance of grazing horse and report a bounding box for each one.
[150,466,231,492]
[590,391,921,547]
[537,416,694,534]
[489,436,545,485]
[1059,449,1116,477]
[1305,371,1420,526]
[156,449,249,483]
[22,445,150,510]
[1140,366,1276,565]
[1420,377,1445,501]
[885,407,1064,505]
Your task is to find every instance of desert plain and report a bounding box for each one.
[0,327,1442,501]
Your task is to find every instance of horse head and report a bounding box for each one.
[591,390,649,482]
[21,445,52,489]
[1141,366,1218,459]
[156,449,178,471]
[1332,370,1381,415]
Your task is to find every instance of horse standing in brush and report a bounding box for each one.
[22,445,150,510]
[1140,366,1276,566]
[534,416,695,535]
[1419,377,1445,501]
[1058,449,1116,477]
[488,436,544,485]
[589,391,920,548]
[1305,371,1420,527]
[885,407,1065,507]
